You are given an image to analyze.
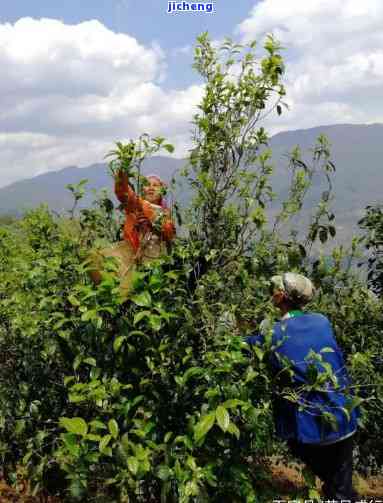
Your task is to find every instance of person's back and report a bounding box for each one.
[246,273,360,501]
[269,312,358,444]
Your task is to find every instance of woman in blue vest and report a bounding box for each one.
[246,272,359,501]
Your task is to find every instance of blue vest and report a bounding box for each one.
[246,313,359,444]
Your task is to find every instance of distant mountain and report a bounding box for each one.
[0,157,185,216]
[270,123,383,211]
[1,124,382,242]
[267,123,383,242]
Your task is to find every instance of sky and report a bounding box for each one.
[0,0,382,187]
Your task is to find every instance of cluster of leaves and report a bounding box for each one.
[0,204,277,502]
[359,204,383,296]
[0,33,383,502]
[106,134,175,196]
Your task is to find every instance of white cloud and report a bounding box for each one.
[0,18,202,187]
[171,45,192,56]
[2,6,383,189]
[237,0,383,133]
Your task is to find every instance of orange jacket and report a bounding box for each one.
[114,171,175,252]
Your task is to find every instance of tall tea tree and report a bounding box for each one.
[187,33,286,265]
[359,204,383,296]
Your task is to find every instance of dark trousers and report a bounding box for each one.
[288,435,358,501]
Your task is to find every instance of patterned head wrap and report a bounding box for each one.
[270,272,315,305]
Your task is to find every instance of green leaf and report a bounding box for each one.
[349,396,364,410]
[157,465,172,481]
[127,456,139,475]
[81,309,97,322]
[148,314,162,331]
[185,480,198,497]
[131,291,152,307]
[83,357,96,367]
[62,433,80,456]
[227,422,240,439]
[322,412,339,432]
[245,368,259,384]
[131,271,147,290]
[73,355,82,371]
[182,367,203,385]
[194,413,215,442]
[320,347,335,353]
[90,420,107,431]
[68,295,80,307]
[216,406,230,432]
[309,488,321,500]
[113,336,127,353]
[69,479,86,500]
[133,310,151,325]
[64,376,75,386]
[108,419,119,439]
[164,144,175,154]
[99,434,112,453]
[60,417,88,437]
[22,451,33,465]
[68,393,85,403]
[340,407,350,421]
[129,330,146,337]
[253,346,264,361]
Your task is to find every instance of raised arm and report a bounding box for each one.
[114,170,140,210]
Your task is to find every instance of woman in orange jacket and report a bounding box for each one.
[114,170,176,260]
[90,171,175,296]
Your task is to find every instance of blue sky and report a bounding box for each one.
[0,1,257,46]
[0,0,382,187]
[0,0,257,88]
